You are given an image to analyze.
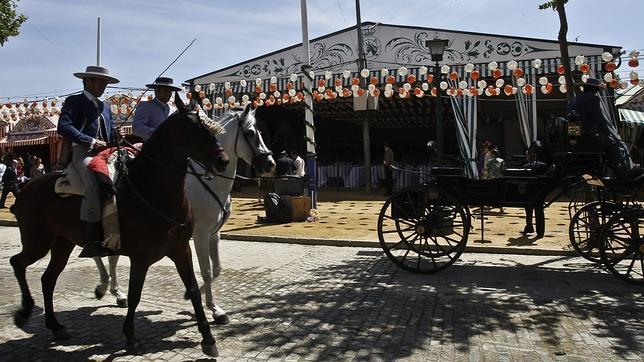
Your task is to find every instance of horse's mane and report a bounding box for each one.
[217,109,254,132]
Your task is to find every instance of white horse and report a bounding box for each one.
[93,256,127,307]
[185,105,275,324]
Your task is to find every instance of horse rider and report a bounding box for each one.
[567,77,640,179]
[57,65,123,258]
[132,77,181,142]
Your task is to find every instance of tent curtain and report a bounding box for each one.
[447,79,478,179]
[512,73,538,150]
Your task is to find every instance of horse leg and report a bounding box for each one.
[42,238,75,340]
[10,242,50,328]
[169,243,217,357]
[93,257,109,300]
[190,228,215,313]
[108,255,127,308]
[208,232,229,325]
[123,260,149,354]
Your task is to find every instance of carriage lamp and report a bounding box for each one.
[425,38,449,155]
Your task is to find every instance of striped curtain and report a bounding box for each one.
[512,73,537,149]
[447,79,479,179]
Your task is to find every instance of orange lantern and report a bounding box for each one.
[286,82,293,90]
[413,87,422,96]
[255,86,263,93]
[269,84,277,92]
[456,89,463,97]
[470,70,480,81]
[317,79,326,88]
[296,92,304,101]
[325,88,333,97]
[386,75,396,84]
[407,74,417,84]
[426,74,434,83]
[370,76,378,85]
[579,63,590,73]
[449,71,458,81]
[470,87,479,96]
[556,64,565,74]
[546,83,553,92]
[225,89,233,97]
[372,88,381,97]
[492,69,502,79]
[605,62,617,72]
[431,87,437,96]
[513,68,524,77]
[609,79,618,88]
[504,85,513,95]
[357,88,365,97]
[334,78,342,87]
[253,100,259,108]
[343,88,351,97]
[351,77,360,85]
[524,84,534,95]
[631,78,640,85]
[629,59,640,68]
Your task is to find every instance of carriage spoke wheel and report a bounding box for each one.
[377,185,469,274]
[569,201,619,263]
[599,209,644,285]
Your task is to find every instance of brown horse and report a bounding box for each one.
[9,94,229,357]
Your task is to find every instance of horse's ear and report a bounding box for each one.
[175,92,185,112]
[240,103,252,119]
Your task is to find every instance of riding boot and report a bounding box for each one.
[78,221,114,258]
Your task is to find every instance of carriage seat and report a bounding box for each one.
[273,175,305,196]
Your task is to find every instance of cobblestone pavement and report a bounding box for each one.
[0,226,642,361]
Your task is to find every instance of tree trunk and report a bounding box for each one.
[556,1,575,101]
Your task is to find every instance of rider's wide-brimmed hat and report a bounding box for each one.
[576,77,606,90]
[146,77,182,91]
[73,65,120,84]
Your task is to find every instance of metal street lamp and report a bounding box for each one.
[425,39,449,155]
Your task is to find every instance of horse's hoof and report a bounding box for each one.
[213,314,230,325]
[125,339,143,355]
[116,298,128,308]
[53,328,71,340]
[201,342,219,357]
[94,285,107,300]
[13,309,31,328]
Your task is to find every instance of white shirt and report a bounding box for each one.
[294,156,305,177]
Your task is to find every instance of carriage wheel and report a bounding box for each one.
[599,208,644,285]
[569,201,619,263]
[377,185,470,274]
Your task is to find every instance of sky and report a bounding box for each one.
[1,0,643,103]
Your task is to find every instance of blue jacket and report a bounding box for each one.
[132,98,172,141]
[57,93,115,147]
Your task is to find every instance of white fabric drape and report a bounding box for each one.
[512,74,538,149]
[447,79,478,179]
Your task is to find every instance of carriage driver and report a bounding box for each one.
[132,77,181,142]
[57,65,124,258]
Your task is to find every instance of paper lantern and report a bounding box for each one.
[269,84,277,92]
[477,80,487,88]
[523,84,534,95]
[370,77,378,85]
[208,83,216,91]
[414,88,423,97]
[513,68,524,77]
[254,78,262,86]
[402,83,412,91]
[516,78,525,87]
[559,84,567,93]
[273,91,280,98]
[507,60,518,71]
[485,88,493,96]
[317,79,326,88]
[351,84,359,92]
[398,66,408,76]
[426,74,434,83]
[351,77,360,85]
[503,85,513,96]
[368,84,376,91]
[449,71,458,80]
[288,89,296,97]
[270,76,277,83]
[558,75,566,85]
[556,64,565,75]
[318,86,325,93]
[540,85,550,94]
[335,78,342,87]
[495,78,505,88]
[258,93,266,100]
[608,79,617,88]
[357,88,365,97]
[630,71,639,80]
[342,70,351,78]
[110,104,118,114]
[360,69,370,78]
[225,89,233,97]
[458,80,468,89]
[439,81,448,90]
[381,68,389,77]
[386,75,396,84]
[419,66,428,75]
[441,65,450,74]
[335,85,342,93]
[372,88,381,97]
[581,74,590,83]
[286,81,294,90]
[605,62,617,72]
[342,88,351,97]
[532,59,542,68]
[631,78,640,86]
[601,52,613,62]
[407,74,416,84]
[538,76,548,86]
[431,87,437,96]
[464,63,475,73]
[574,55,585,66]
[385,83,393,91]
[448,87,457,97]
[421,82,429,91]
[579,63,590,73]
[629,50,640,59]
[470,70,480,80]
[629,59,640,68]
[603,73,613,82]
[488,61,498,70]
[384,89,394,98]
[492,69,502,79]
[227,96,236,103]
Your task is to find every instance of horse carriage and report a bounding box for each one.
[377,149,644,285]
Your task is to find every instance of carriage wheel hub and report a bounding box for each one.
[415,220,433,236]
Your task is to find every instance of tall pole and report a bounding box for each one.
[435,60,443,156]
[355,0,372,192]
[300,0,317,209]
[96,17,101,66]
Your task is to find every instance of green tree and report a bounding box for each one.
[540,0,575,101]
[0,0,27,46]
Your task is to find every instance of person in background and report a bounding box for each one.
[478,140,495,178]
[383,142,395,196]
[521,141,548,238]
[0,158,6,182]
[275,151,295,176]
[30,158,46,178]
[290,150,305,177]
[482,147,505,180]
[0,159,19,208]
[132,77,181,142]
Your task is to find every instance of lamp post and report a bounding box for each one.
[425,39,449,156]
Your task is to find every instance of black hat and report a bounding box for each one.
[146,77,182,91]
[74,65,120,84]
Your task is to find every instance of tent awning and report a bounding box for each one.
[0,135,49,147]
[619,106,644,127]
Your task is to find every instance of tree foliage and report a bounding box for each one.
[0,0,27,46]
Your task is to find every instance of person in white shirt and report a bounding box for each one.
[290,151,305,177]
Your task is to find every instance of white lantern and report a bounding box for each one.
[351,84,359,92]
[488,61,498,70]
[110,104,118,114]
[516,78,526,87]
[194,84,202,92]
[384,89,393,98]
[559,84,567,93]
[601,52,613,62]
[463,89,471,97]
[620,81,629,89]
[208,83,216,91]
[385,83,393,91]
[120,104,127,114]
[342,69,351,78]
[574,55,585,66]
[228,96,236,103]
[224,82,231,89]
[398,66,408,76]
[309,71,315,79]
[335,86,342,93]
[532,59,542,68]
[288,89,296,97]
[440,65,450,74]
[256,78,262,86]
[381,68,389,77]
[558,75,566,84]
[202,98,211,105]
[419,66,428,75]
[403,83,412,91]
[360,69,370,78]
[477,80,487,88]
[368,84,376,91]
[581,74,590,83]
[507,60,518,71]
[495,79,505,88]
[464,63,475,73]
[240,94,249,102]
[215,97,223,104]
[273,91,280,98]
[540,85,548,94]
[258,100,264,106]
[538,76,548,86]
[630,70,639,80]
[325,71,332,80]
[259,93,266,100]
[630,50,640,59]
[290,73,298,82]
[421,82,429,91]
[439,81,448,90]
[270,76,277,83]
[512,86,518,95]
[603,73,613,82]
[485,88,492,96]
[240,79,247,88]
[458,80,468,89]
[317,86,325,93]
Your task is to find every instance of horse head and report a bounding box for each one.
[174,93,230,173]
[233,104,275,175]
